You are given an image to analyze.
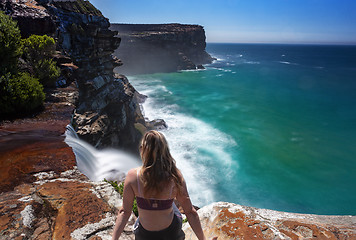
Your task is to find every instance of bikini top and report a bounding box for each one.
[136,169,174,210]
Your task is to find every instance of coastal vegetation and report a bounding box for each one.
[22,34,60,87]
[0,11,60,119]
[105,179,139,217]
[53,0,102,16]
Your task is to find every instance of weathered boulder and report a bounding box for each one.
[146,119,168,131]
[183,202,356,240]
[110,23,215,74]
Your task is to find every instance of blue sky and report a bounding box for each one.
[89,0,356,44]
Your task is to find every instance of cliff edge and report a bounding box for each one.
[110,23,215,75]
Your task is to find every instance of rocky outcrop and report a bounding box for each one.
[109,23,215,75]
[1,0,145,152]
[39,0,145,152]
[3,174,355,240]
[0,167,136,240]
[0,84,78,193]
[0,0,56,38]
[183,202,356,240]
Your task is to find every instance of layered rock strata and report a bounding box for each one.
[110,23,215,75]
[1,0,145,152]
[42,0,145,152]
[0,0,56,37]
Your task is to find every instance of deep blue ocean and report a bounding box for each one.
[129,43,356,215]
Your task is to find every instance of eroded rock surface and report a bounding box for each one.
[0,0,56,37]
[0,167,136,240]
[0,85,78,193]
[183,202,356,240]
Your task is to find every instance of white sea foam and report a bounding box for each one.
[131,76,237,206]
[244,61,260,65]
[180,68,207,73]
[278,61,299,66]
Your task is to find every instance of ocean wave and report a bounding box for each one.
[131,77,237,206]
[180,68,207,73]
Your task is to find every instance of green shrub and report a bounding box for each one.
[34,59,61,87]
[22,35,60,87]
[22,34,56,61]
[0,11,22,75]
[0,72,45,118]
[105,179,139,217]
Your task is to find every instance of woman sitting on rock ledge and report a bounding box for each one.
[112,130,208,240]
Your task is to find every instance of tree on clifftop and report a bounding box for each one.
[22,34,60,87]
[0,11,45,119]
[0,11,22,76]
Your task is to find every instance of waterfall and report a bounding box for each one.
[64,125,140,182]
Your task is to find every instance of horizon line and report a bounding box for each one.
[206,41,356,46]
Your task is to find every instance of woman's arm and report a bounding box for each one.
[112,169,136,240]
[176,179,206,240]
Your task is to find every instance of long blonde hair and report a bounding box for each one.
[139,130,183,196]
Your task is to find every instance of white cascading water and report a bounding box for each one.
[64,124,140,182]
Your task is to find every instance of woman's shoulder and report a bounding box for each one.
[128,167,140,175]
[126,167,140,182]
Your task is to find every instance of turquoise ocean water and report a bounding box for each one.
[129,43,356,215]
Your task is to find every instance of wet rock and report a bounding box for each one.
[0,85,78,193]
[146,119,168,130]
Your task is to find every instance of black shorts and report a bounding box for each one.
[134,206,185,240]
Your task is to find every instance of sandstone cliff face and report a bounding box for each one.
[42,0,144,151]
[110,23,215,75]
[1,0,144,152]
[0,0,56,37]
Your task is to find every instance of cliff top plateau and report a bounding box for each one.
[110,23,214,74]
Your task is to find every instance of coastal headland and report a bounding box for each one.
[110,23,215,75]
[0,0,355,239]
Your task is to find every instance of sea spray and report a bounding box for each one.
[64,125,140,182]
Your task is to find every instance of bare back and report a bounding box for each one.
[130,168,177,231]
